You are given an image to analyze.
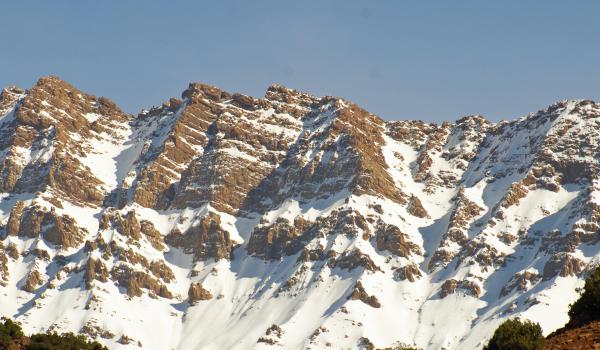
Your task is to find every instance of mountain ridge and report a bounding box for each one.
[0,76,598,350]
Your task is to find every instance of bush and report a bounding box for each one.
[568,266,600,327]
[0,317,24,349]
[0,316,107,350]
[483,318,544,350]
[28,332,107,350]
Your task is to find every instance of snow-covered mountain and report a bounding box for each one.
[0,76,598,350]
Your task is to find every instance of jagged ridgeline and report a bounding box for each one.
[0,76,599,349]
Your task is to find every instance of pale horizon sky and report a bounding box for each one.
[1,1,599,122]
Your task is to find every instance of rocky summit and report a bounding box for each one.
[0,76,599,349]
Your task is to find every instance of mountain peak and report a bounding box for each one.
[0,77,598,350]
[265,83,320,105]
[181,82,230,101]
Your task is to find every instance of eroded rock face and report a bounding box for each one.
[140,220,165,251]
[110,265,172,299]
[543,253,585,280]
[329,249,380,272]
[0,251,9,286]
[429,188,484,271]
[247,217,310,260]
[0,86,23,116]
[100,209,141,240]
[188,282,212,304]
[5,243,19,260]
[1,78,600,350]
[165,213,234,261]
[85,258,109,289]
[375,222,421,258]
[348,281,381,308]
[394,263,422,282]
[439,279,481,298]
[248,209,371,261]
[6,201,25,236]
[8,204,85,248]
[42,209,85,248]
[407,195,429,218]
[500,271,541,297]
[21,270,43,293]
[0,77,130,206]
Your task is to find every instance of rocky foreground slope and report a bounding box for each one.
[0,76,599,349]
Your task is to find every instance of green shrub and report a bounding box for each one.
[483,318,544,350]
[0,317,24,348]
[0,316,107,350]
[28,332,107,350]
[568,266,600,327]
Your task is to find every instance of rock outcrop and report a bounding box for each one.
[0,78,598,350]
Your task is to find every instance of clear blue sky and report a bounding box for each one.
[1,1,599,122]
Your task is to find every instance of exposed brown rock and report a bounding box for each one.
[0,86,23,116]
[132,87,219,210]
[407,195,429,218]
[348,281,381,308]
[247,217,310,260]
[188,282,212,304]
[333,104,405,204]
[81,322,115,340]
[0,252,8,286]
[5,243,19,260]
[249,209,372,261]
[165,212,234,261]
[110,265,172,299]
[117,334,134,345]
[107,243,173,283]
[448,189,483,232]
[23,248,50,261]
[440,279,458,298]
[375,223,421,257]
[429,189,484,271]
[231,93,256,110]
[6,201,25,236]
[543,253,585,280]
[4,77,128,206]
[9,204,85,248]
[17,205,46,239]
[297,245,327,263]
[539,228,598,256]
[170,108,292,214]
[140,220,165,250]
[84,258,109,289]
[394,263,422,282]
[500,271,541,297]
[265,324,284,338]
[41,209,85,248]
[500,182,529,209]
[21,270,43,293]
[544,320,600,350]
[256,337,277,345]
[412,124,450,184]
[100,209,141,240]
[46,153,105,206]
[329,249,380,272]
[455,239,506,272]
[149,260,175,283]
[439,279,481,298]
[428,249,455,272]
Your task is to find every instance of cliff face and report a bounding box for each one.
[0,76,599,349]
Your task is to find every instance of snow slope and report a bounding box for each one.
[0,78,599,350]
